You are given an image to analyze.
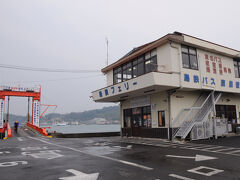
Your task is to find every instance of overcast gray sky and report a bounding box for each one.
[0,0,239,115]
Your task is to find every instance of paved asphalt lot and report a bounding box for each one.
[1,128,240,180]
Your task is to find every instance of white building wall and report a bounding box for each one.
[106,70,113,86]
[151,92,169,128]
[183,35,239,57]
[121,99,130,128]
[171,91,202,127]
[170,43,181,73]
[157,43,172,73]
[180,46,240,93]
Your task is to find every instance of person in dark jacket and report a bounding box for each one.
[14,121,19,134]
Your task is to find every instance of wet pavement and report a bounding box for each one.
[0,128,240,180]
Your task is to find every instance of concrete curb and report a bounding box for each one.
[50,132,120,138]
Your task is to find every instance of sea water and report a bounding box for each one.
[45,124,121,134]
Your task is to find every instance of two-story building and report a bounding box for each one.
[92,32,240,140]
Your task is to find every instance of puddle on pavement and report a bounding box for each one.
[82,146,121,155]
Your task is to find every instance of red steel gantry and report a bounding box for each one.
[0,86,48,137]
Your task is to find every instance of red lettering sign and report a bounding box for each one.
[228,68,231,74]
[205,54,209,60]
[224,67,227,73]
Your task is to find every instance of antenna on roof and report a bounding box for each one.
[105,37,109,66]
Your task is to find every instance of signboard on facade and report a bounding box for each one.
[182,51,240,93]
[97,81,138,99]
[130,95,150,108]
[0,86,39,92]
[33,100,40,127]
[0,99,4,129]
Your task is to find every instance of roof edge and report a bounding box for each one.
[101,33,179,73]
[101,31,240,73]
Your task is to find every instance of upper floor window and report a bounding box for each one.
[234,59,240,78]
[181,45,198,70]
[113,49,157,84]
[113,67,122,83]
[145,49,157,73]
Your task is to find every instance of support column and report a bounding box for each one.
[27,97,30,123]
[167,89,177,141]
[6,96,10,124]
[6,96,11,137]
[211,91,217,139]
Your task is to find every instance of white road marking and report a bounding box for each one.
[0,151,10,154]
[166,154,217,162]
[181,144,214,149]
[22,150,63,160]
[126,145,132,149]
[188,166,224,176]
[113,145,132,150]
[225,149,240,154]
[125,141,170,147]
[212,147,236,152]
[169,174,195,180]
[17,137,23,142]
[21,146,48,151]
[59,169,99,180]
[0,161,28,167]
[121,139,240,158]
[28,137,153,171]
[201,146,224,151]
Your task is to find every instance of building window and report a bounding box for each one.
[132,107,142,127]
[123,106,151,128]
[158,111,165,127]
[132,59,138,78]
[145,49,157,73]
[126,62,132,80]
[113,49,157,84]
[113,67,122,84]
[137,56,144,76]
[234,59,240,78]
[122,64,127,81]
[143,106,151,127]
[181,45,198,70]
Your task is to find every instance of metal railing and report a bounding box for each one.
[171,93,208,137]
[172,91,221,139]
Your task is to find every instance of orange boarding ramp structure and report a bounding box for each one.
[0,85,49,137]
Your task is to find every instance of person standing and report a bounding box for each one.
[14,121,19,134]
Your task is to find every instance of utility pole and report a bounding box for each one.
[105,37,109,66]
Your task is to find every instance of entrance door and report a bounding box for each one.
[216,105,237,124]
[131,107,142,136]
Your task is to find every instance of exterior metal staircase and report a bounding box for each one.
[172,91,222,140]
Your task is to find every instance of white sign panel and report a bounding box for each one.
[0,99,4,129]
[33,100,40,127]
[130,95,150,108]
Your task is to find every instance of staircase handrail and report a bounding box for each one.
[180,92,222,139]
[172,92,212,138]
[180,92,221,139]
[172,93,209,129]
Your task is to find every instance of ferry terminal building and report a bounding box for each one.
[92,32,240,140]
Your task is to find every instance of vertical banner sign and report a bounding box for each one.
[33,100,40,127]
[0,99,4,128]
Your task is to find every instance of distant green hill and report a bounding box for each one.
[7,106,120,125]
